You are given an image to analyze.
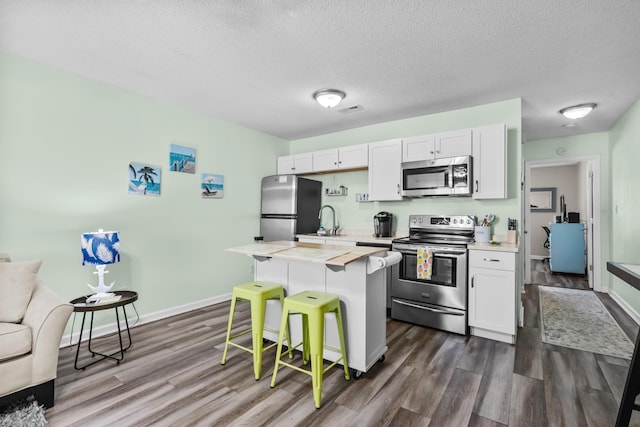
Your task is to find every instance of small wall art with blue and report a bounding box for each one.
[201,173,224,199]
[129,163,161,196]
[170,143,196,174]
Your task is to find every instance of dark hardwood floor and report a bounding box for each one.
[45,267,640,426]
[530,258,590,290]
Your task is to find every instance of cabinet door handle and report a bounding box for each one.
[397,184,400,194]
[475,180,479,192]
[471,276,474,288]
[430,150,434,154]
[483,258,500,262]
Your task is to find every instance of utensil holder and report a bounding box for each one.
[474,226,491,243]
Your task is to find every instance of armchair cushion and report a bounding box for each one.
[0,259,42,323]
[0,323,31,361]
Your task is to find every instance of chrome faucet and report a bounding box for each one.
[318,205,339,235]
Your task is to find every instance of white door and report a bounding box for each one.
[586,161,594,288]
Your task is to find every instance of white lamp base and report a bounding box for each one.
[87,265,115,297]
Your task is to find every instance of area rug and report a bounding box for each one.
[539,286,634,359]
[0,396,47,427]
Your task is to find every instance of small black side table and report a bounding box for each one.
[70,290,138,370]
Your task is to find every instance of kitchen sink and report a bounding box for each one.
[302,232,342,238]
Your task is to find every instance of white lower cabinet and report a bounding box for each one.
[468,249,517,344]
[254,255,387,374]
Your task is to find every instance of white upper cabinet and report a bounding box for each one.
[368,139,403,201]
[472,123,507,199]
[402,134,435,162]
[312,144,368,172]
[338,144,369,169]
[277,153,313,175]
[312,149,339,172]
[402,129,472,162]
[437,129,473,158]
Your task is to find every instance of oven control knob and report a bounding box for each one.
[453,219,458,224]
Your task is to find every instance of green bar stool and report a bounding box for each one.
[220,281,292,380]
[270,290,350,408]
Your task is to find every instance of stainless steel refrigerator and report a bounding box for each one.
[260,175,322,241]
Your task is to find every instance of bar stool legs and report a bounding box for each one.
[220,281,291,380]
[271,291,350,408]
[616,329,640,426]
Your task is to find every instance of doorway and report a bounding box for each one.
[523,156,602,291]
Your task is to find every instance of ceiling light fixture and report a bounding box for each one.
[313,89,346,109]
[559,103,597,119]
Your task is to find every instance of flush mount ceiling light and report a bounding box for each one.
[559,103,597,119]
[313,89,346,109]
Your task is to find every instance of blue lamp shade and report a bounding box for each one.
[81,230,120,265]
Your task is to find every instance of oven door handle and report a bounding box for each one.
[392,248,466,258]
[433,251,466,258]
[392,299,464,316]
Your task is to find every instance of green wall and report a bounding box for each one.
[609,99,640,313]
[0,54,288,327]
[291,99,523,240]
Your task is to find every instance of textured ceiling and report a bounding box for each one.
[1,0,639,142]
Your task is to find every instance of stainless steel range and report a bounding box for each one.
[391,214,476,335]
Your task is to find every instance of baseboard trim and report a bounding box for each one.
[609,289,640,326]
[61,293,232,348]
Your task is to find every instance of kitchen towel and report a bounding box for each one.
[417,247,433,280]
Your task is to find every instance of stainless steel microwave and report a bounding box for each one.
[401,156,473,197]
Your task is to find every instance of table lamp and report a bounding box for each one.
[81,229,120,297]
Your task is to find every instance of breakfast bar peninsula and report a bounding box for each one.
[226,241,399,376]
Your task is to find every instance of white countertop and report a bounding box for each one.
[296,229,407,246]
[226,241,388,266]
[297,229,520,252]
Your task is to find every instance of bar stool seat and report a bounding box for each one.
[220,281,291,380]
[270,290,350,408]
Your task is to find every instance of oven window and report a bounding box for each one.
[403,167,448,190]
[400,252,456,286]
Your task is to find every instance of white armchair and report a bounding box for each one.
[0,254,73,408]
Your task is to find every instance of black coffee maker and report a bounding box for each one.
[374,212,393,237]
